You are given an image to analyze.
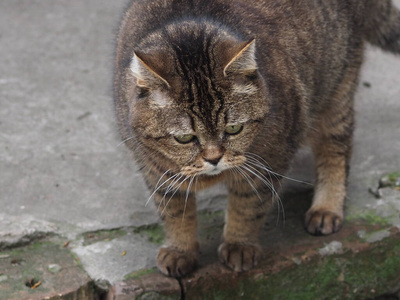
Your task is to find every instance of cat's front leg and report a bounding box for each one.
[153,191,199,278]
[219,175,274,272]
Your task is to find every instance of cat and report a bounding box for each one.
[114,0,400,277]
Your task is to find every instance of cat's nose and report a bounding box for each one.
[204,156,222,166]
[202,145,223,165]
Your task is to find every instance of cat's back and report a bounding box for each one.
[118,0,357,40]
[115,0,360,105]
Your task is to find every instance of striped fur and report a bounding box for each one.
[114,0,400,277]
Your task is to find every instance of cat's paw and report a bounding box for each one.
[157,246,198,278]
[305,209,343,236]
[218,242,261,272]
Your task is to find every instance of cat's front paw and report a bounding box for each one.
[305,209,343,235]
[218,242,261,272]
[157,246,199,278]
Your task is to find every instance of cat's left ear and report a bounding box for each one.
[130,51,170,88]
[223,39,257,77]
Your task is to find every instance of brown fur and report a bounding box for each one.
[114,0,400,277]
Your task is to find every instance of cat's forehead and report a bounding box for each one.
[149,84,253,129]
[158,97,251,135]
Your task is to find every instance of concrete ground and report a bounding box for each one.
[0,0,399,299]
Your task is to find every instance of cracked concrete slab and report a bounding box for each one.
[1,0,400,299]
[72,233,158,284]
[0,214,58,249]
[0,0,159,241]
[0,239,94,300]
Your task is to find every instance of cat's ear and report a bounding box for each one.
[130,51,170,88]
[223,39,257,77]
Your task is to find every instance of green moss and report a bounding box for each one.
[134,224,165,245]
[379,172,400,188]
[343,231,360,243]
[0,240,92,299]
[81,228,127,246]
[345,211,391,226]
[198,210,225,239]
[137,291,177,300]
[187,238,400,299]
[124,267,157,280]
[70,252,84,269]
[198,209,224,221]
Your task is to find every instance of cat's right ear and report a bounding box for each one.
[223,39,257,77]
[130,51,170,88]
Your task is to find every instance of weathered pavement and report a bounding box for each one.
[0,1,399,299]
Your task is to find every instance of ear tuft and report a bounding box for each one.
[223,39,257,77]
[130,52,170,88]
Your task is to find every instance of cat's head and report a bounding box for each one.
[127,23,269,177]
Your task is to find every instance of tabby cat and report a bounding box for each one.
[114,0,400,277]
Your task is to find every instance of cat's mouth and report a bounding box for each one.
[202,167,223,176]
[198,161,234,176]
[181,162,228,177]
[181,155,246,177]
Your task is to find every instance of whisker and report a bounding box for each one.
[230,167,240,183]
[117,136,136,148]
[161,175,190,217]
[181,175,196,226]
[245,153,302,228]
[245,153,281,184]
[243,164,277,197]
[235,166,263,204]
[145,171,178,207]
[251,160,312,186]
[245,153,313,186]
[158,173,184,214]
[242,163,285,227]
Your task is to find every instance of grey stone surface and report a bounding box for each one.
[0,0,399,289]
[318,241,343,256]
[0,213,57,249]
[0,0,158,239]
[72,234,158,284]
[348,44,400,217]
[365,228,392,243]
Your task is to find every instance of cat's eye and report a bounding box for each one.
[225,124,243,135]
[174,134,195,144]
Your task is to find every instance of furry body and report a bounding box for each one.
[114,0,400,277]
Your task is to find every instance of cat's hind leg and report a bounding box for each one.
[305,72,358,235]
[306,130,352,235]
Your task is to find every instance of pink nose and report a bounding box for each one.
[202,146,223,165]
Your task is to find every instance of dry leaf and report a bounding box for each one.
[31,281,42,289]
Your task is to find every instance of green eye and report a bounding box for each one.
[174,134,195,144]
[225,124,243,135]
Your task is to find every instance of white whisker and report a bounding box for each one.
[242,163,277,198]
[181,175,196,226]
[242,163,285,227]
[245,153,281,184]
[235,166,263,204]
[157,173,184,214]
[244,152,289,226]
[145,171,179,207]
[245,152,313,186]
[117,136,136,148]
[161,175,190,217]
[230,167,240,183]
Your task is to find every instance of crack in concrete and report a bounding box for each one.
[177,277,186,300]
[0,231,56,250]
